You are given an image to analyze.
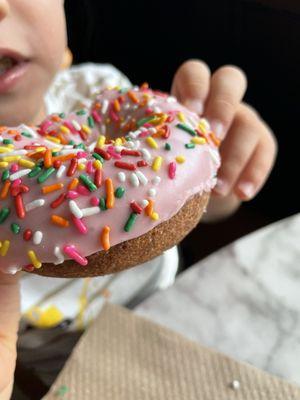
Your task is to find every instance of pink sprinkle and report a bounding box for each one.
[10,164,19,173]
[77,151,88,159]
[107,146,122,159]
[90,197,99,206]
[168,161,176,179]
[138,130,151,138]
[143,123,152,128]
[76,184,90,196]
[86,161,94,174]
[72,216,88,235]
[63,120,77,134]
[145,108,154,115]
[92,110,102,123]
[63,245,88,266]
[109,107,120,122]
[39,119,52,134]
[66,190,80,199]
[11,179,22,188]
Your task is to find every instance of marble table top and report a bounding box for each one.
[135,213,300,386]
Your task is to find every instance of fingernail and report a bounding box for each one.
[214,178,229,196]
[185,99,204,115]
[210,120,225,140]
[238,182,256,199]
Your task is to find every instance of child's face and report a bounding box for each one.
[0,0,67,125]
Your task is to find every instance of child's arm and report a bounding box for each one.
[171,60,277,222]
[0,273,20,400]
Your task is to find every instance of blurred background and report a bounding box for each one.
[65,0,299,265]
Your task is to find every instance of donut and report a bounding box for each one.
[0,84,220,277]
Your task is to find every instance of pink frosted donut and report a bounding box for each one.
[0,84,220,277]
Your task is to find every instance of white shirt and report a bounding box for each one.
[20,63,178,330]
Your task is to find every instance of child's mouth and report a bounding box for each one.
[0,51,30,94]
[0,56,18,76]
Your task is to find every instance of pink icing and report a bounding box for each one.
[0,87,220,274]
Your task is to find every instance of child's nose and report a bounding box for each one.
[0,0,9,21]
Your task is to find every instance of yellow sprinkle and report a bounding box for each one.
[93,160,102,170]
[191,137,206,145]
[45,135,61,144]
[6,144,14,149]
[115,138,123,146]
[152,156,163,171]
[19,159,36,168]
[0,162,9,168]
[150,212,159,221]
[178,111,186,122]
[2,156,21,163]
[146,137,158,149]
[81,124,91,134]
[198,119,209,134]
[175,155,186,164]
[78,163,86,171]
[0,146,13,153]
[0,240,10,257]
[60,125,70,134]
[97,135,106,148]
[28,250,42,269]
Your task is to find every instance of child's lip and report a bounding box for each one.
[0,48,30,94]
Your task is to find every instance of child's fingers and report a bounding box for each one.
[213,105,258,197]
[204,65,247,139]
[171,59,211,115]
[234,120,277,201]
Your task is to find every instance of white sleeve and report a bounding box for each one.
[44,63,132,115]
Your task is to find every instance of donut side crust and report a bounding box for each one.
[32,192,210,278]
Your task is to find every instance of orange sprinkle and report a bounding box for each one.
[51,115,61,123]
[8,129,19,135]
[52,154,76,163]
[44,149,53,168]
[105,178,115,209]
[94,102,101,109]
[209,132,221,147]
[0,126,7,133]
[127,90,139,104]
[57,133,69,145]
[0,180,11,200]
[145,199,154,217]
[28,150,46,159]
[68,177,79,190]
[100,225,111,251]
[42,183,64,194]
[51,215,69,228]
[113,99,121,112]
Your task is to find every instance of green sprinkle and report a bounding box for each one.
[115,187,125,198]
[125,136,132,141]
[88,115,95,128]
[119,87,129,94]
[21,131,33,138]
[176,123,196,136]
[76,109,86,116]
[37,167,55,183]
[99,197,107,210]
[11,223,20,234]
[92,153,104,163]
[136,116,155,128]
[58,112,65,118]
[52,151,59,156]
[3,139,13,145]
[124,212,138,232]
[28,166,42,178]
[0,208,10,224]
[1,170,9,182]
[185,143,195,149]
[68,140,75,145]
[79,174,97,192]
[75,143,85,149]
[164,143,171,151]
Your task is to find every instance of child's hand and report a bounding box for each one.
[172,60,277,221]
[0,273,20,400]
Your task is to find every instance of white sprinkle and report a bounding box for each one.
[147,99,155,107]
[115,146,124,153]
[148,127,157,134]
[44,140,61,149]
[81,207,100,217]
[101,99,109,114]
[0,150,27,158]
[126,141,135,149]
[118,172,126,182]
[130,172,139,187]
[56,165,66,179]
[135,170,148,186]
[0,136,3,142]
[59,148,82,155]
[128,130,141,139]
[54,246,64,265]
[25,199,45,212]
[123,102,130,110]
[33,231,43,245]
[230,380,240,390]
[9,169,31,181]
[153,106,162,113]
[208,147,221,166]
[88,141,96,152]
[77,158,87,164]
[152,176,161,185]
[5,266,21,275]
[72,119,81,131]
[69,200,83,219]
[141,148,151,161]
[148,188,157,197]
[140,199,149,208]
[167,96,177,103]
[132,105,139,110]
